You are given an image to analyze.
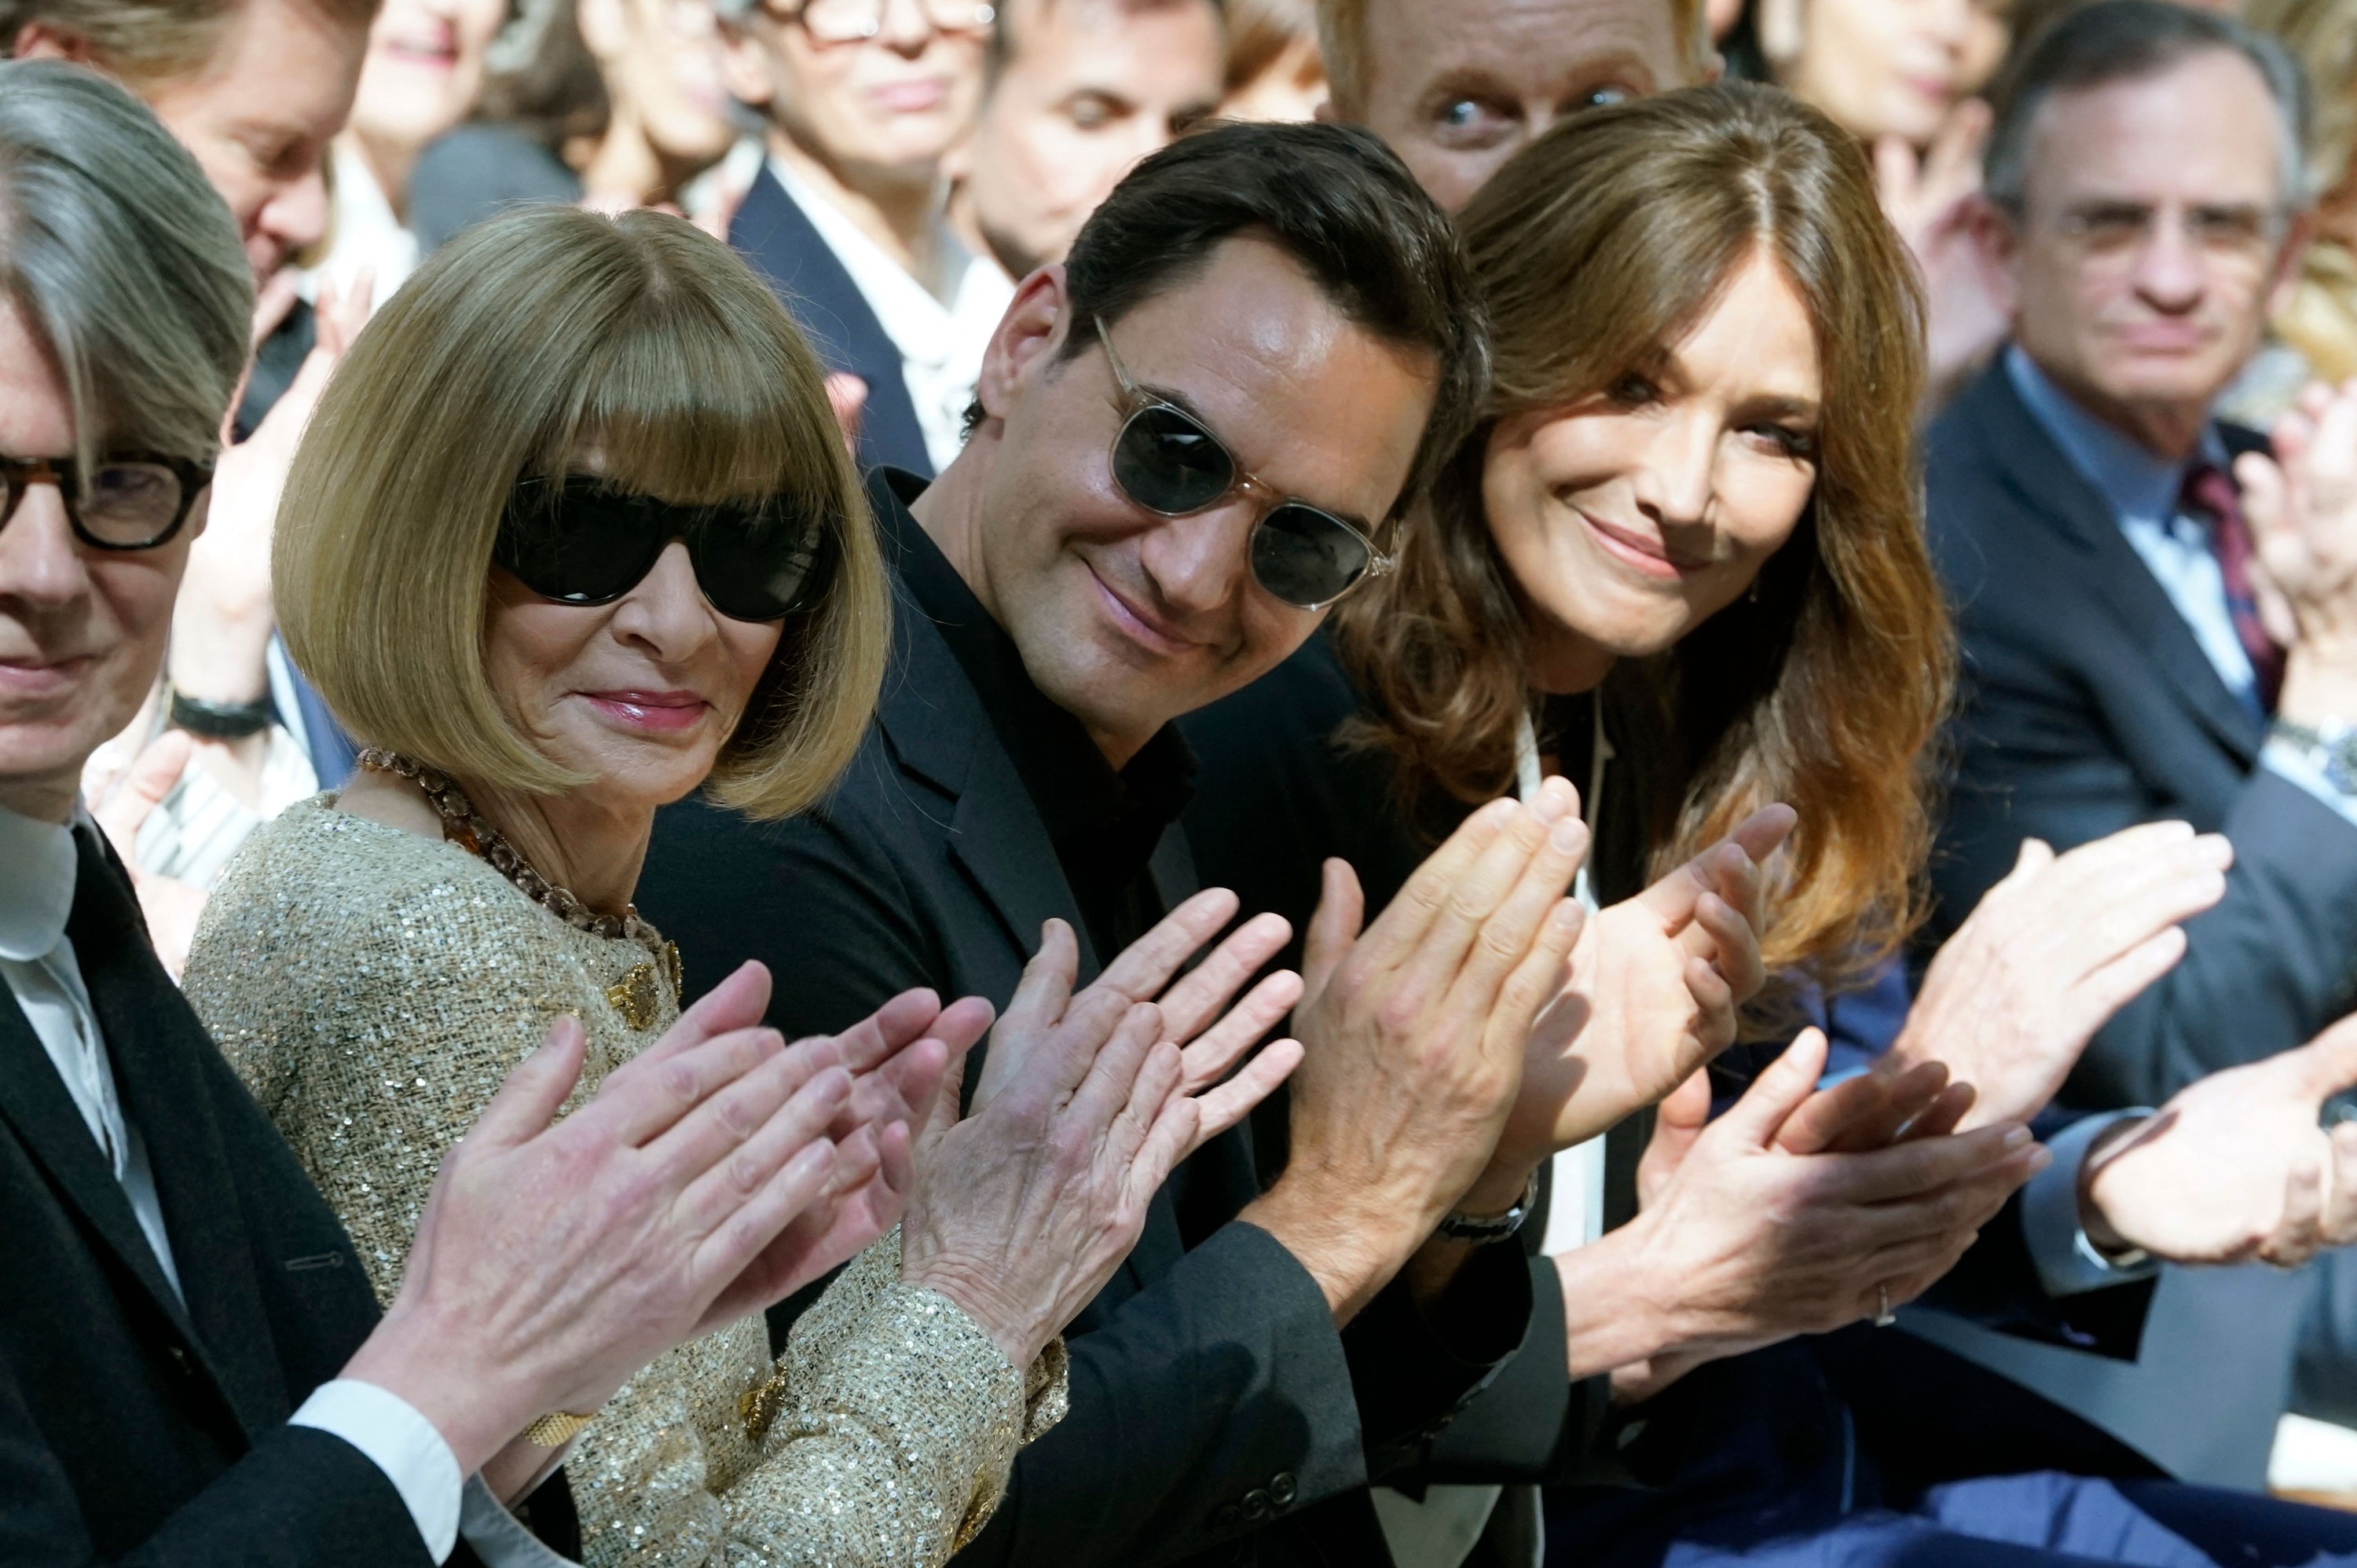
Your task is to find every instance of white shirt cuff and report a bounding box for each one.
[289,1379,463,1563]
[2020,1110,2161,1298]
[460,1473,579,1567]
[2265,743,2357,828]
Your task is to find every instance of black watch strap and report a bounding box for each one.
[168,688,276,739]
[1435,1169,1541,1244]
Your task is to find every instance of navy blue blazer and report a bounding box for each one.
[728,164,934,479]
[1925,357,2357,1109]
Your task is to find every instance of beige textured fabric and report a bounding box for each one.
[185,796,1065,1567]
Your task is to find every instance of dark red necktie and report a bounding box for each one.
[2181,461,2285,713]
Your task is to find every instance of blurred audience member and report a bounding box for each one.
[410,0,750,251]
[314,0,507,301]
[953,0,1222,280]
[1219,0,1324,119]
[2230,0,2357,424]
[1739,0,2015,403]
[717,0,1002,476]
[1315,0,1706,213]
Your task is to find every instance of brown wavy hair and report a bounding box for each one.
[1334,82,1953,1002]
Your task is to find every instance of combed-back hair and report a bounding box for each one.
[1036,118,1486,526]
[2,0,378,86]
[0,58,251,468]
[1335,82,1952,1013]
[1985,0,2310,210]
[276,205,890,821]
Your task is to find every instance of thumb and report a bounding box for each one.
[1716,1028,1831,1149]
[1300,859,1363,1009]
[975,920,1079,1108]
[1657,1066,1714,1135]
[466,1014,588,1151]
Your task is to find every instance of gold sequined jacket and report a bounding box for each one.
[185,797,1066,1566]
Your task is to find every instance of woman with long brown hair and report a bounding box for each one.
[1183,80,2242,1564]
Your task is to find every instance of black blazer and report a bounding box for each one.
[0,830,566,1566]
[728,164,934,479]
[1925,358,2357,1108]
[640,493,1531,1568]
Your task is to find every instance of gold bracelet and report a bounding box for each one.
[520,1408,598,1448]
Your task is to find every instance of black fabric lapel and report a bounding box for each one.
[66,830,289,1436]
[1968,366,2264,764]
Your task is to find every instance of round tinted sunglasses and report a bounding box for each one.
[494,474,841,623]
[1094,317,1395,611]
[2,452,213,551]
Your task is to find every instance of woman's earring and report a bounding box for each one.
[1746,578,1763,604]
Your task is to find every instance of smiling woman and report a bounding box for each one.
[178,204,1086,1566]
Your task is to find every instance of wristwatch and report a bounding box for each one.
[167,688,276,740]
[2271,718,2357,798]
[1435,1170,1541,1244]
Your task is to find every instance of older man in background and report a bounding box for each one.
[954,0,1224,280]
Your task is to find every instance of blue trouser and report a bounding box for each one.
[1655,1472,2357,1566]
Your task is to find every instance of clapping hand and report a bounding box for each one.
[83,728,207,977]
[2239,379,2357,684]
[1880,823,2231,1130]
[903,919,1296,1365]
[2082,1014,2357,1269]
[1874,101,2008,401]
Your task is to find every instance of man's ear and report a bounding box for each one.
[1967,194,2023,323]
[9,20,101,63]
[972,263,1070,431]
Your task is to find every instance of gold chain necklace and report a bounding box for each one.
[357,748,682,1026]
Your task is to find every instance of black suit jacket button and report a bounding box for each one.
[1241,1489,1274,1523]
[1269,1472,1297,1507]
[1212,1504,1241,1533]
[167,1345,194,1378]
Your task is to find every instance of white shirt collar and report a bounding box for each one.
[0,802,77,962]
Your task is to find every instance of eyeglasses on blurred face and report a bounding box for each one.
[0,453,212,551]
[1094,316,1395,612]
[2044,199,2289,280]
[765,0,993,43]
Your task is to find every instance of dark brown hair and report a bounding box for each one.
[1335,81,1952,1001]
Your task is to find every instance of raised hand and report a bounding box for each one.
[83,727,207,977]
[343,961,857,1475]
[2081,1014,2357,1269]
[2239,379,2357,723]
[751,987,997,1302]
[1562,1030,2044,1401]
[1242,780,1589,1321]
[974,890,1307,1155]
[1874,101,2008,401]
[1506,804,1794,1177]
[1880,822,2231,1129]
[902,924,1250,1365]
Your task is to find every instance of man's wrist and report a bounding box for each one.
[2277,642,2357,727]
[2075,1117,2150,1258]
[1556,1222,1683,1380]
[1240,1176,1413,1325]
[341,1310,534,1479]
[1454,1158,1544,1224]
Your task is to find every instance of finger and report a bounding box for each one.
[2261,1156,2328,1270]
[1899,1080,1978,1143]
[1066,1002,1168,1134]
[1873,132,1919,207]
[461,1015,589,1152]
[1177,969,1303,1094]
[691,1138,841,1309]
[1717,1028,1831,1149]
[844,1036,951,1142]
[93,729,193,845]
[250,266,302,350]
[1424,800,1589,1015]
[1822,1123,2034,1203]
[1132,1084,1204,1204]
[1681,953,1736,1054]
[1093,888,1242,1006]
[975,921,1082,1107]
[1188,1038,1304,1154]
[641,1035,838,1181]
[2052,928,2188,1051]
[627,961,775,1072]
[1154,912,1293,1045]
[1473,892,1588,1051]
[1727,804,1799,867]
[1689,891,1765,1006]
[2238,448,2292,545]
[1354,793,1533,971]
[1300,859,1366,1006]
[1783,1061,1948,1156]
[1106,1039,1187,1175]
[823,988,944,1075]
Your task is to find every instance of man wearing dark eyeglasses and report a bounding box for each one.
[642,121,1648,1568]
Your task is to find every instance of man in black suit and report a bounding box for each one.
[641,121,1785,1566]
[0,60,956,1567]
[1925,0,2357,1481]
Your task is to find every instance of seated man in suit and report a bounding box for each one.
[0,60,959,1567]
[641,119,1802,1566]
[714,0,1006,478]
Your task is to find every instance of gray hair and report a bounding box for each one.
[0,59,252,468]
[1985,0,2312,214]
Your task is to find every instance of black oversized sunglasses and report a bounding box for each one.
[494,474,841,623]
[1094,317,1395,611]
[2,452,213,551]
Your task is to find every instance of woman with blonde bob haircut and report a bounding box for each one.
[186,203,1204,1566]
